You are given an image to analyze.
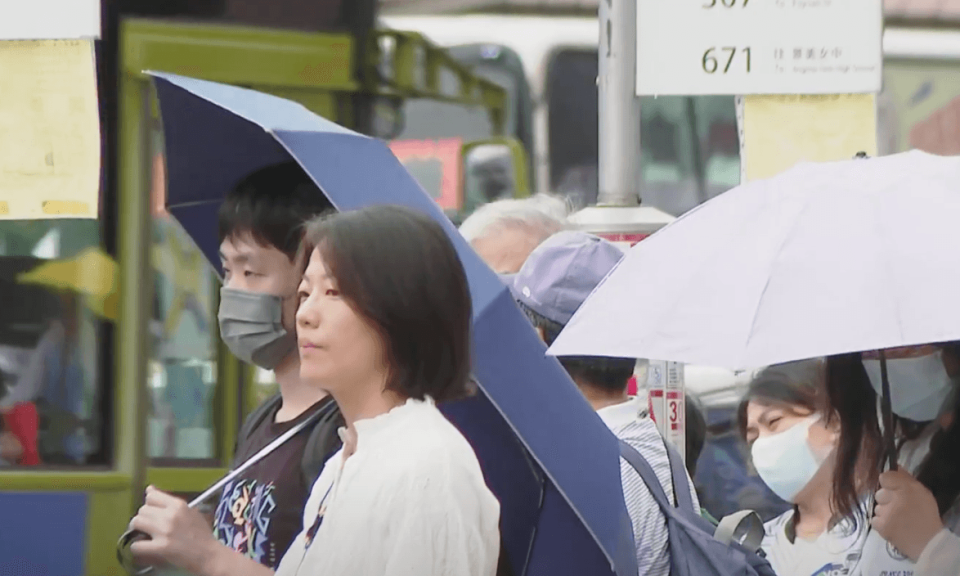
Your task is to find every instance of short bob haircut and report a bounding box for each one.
[218,161,334,261]
[297,205,473,403]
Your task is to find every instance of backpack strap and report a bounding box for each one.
[300,399,345,489]
[657,437,766,553]
[661,439,697,514]
[714,510,765,553]
[233,393,283,468]
[617,439,676,515]
[620,442,775,576]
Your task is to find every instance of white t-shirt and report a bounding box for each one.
[275,397,501,576]
[761,508,868,576]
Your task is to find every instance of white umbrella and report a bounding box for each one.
[548,150,960,371]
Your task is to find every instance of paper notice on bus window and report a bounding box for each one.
[0,40,101,220]
[0,0,100,40]
[741,94,877,182]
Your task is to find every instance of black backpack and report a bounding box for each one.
[234,394,345,489]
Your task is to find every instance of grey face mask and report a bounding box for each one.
[218,287,296,370]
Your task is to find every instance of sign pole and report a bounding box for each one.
[592,0,684,457]
[598,0,640,207]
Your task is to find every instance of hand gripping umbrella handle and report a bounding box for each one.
[117,529,156,575]
[115,403,332,574]
[116,493,205,576]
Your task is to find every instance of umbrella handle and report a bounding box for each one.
[877,350,899,472]
[116,528,156,575]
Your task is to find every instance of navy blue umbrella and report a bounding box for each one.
[150,72,638,576]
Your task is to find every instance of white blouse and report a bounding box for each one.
[276,397,501,576]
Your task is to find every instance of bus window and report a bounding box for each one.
[148,124,220,464]
[463,144,518,215]
[393,44,526,217]
[394,69,498,144]
[545,49,598,209]
[545,48,740,216]
[393,73,498,209]
[396,53,522,143]
[694,97,741,197]
[0,220,110,467]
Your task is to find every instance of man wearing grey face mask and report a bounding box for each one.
[128,162,344,576]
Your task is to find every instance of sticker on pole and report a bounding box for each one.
[665,361,686,463]
[636,0,883,96]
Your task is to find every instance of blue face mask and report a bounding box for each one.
[862,351,956,422]
[751,415,827,503]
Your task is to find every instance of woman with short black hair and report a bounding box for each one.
[276,205,500,576]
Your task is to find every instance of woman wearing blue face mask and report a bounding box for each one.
[823,345,960,576]
[738,360,872,576]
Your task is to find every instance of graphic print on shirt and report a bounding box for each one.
[213,479,278,564]
[762,509,867,576]
[809,553,863,576]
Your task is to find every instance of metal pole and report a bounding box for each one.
[598,0,640,207]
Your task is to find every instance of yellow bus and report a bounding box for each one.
[0,2,514,574]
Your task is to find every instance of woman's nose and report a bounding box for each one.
[296,296,319,329]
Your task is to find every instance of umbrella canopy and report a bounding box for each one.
[549,150,960,370]
[150,72,637,576]
[17,247,119,322]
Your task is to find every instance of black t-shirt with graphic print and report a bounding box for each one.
[212,396,336,569]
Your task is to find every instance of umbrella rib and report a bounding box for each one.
[634,194,769,361]
[871,171,907,345]
[740,165,842,367]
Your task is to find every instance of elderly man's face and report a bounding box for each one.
[471,226,544,274]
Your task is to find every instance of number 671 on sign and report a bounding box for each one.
[702,46,751,74]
